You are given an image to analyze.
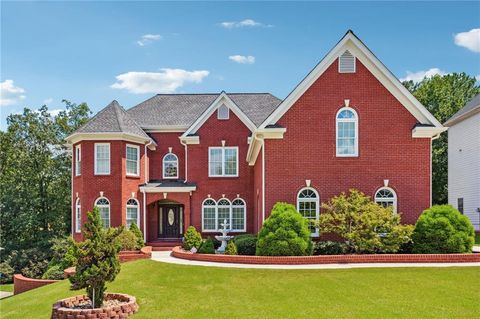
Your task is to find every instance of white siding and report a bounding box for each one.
[448,112,480,230]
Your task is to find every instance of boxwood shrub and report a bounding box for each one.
[198,237,215,254]
[234,234,257,256]
[183,226,202,251]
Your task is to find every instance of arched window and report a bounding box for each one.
[75,198,81,233]
[95,197,110,228]
[375,187,397,213]
[336,107,358,157]
[297,187,320,236]
[217,104,230,120]
[163,153,178,179]
[202,199,216,231]
[231,199,246,231]
[217,199,231,229]
[126,198,139,228]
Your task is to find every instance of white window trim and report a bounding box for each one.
[335,107,359,157]
[126,198,140,227]
[296,187,320,237]
[208,146,239,177]
[126,144,140,177]
[231,198,247,232]
[75,198,81,233]
[201,197,246,232]
[162,153,179,179]
[94,143,111,175]
[94,196,110,228]
[201,198,217,232]
[75,145,81,176]
[374,187,398,214]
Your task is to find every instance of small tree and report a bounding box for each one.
[69,208,122,308]
[129,223,144,249]
[183,226,202,251]
[319,189,413,254]
[225,241,238,255]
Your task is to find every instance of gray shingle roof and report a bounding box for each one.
[126,93,282,128]
[445,94,480,126]
[74,100,150,140]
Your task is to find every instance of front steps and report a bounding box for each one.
[147,239,182,252]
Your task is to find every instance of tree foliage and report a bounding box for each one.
[319,189,413,254]
[403,73,480,204]
[183,226,202,251]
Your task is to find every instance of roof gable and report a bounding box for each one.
[444,94,480,126]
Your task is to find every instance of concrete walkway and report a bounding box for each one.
[0,291,13,299]
[151,251,480,270]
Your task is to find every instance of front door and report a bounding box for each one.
[158,205,182,238]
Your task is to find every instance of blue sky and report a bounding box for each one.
[1,1,479,129]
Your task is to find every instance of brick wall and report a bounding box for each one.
[13,274,59,295]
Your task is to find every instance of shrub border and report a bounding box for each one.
[171,246,480,265]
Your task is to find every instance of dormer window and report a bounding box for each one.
[339,50,356,73]
[217,104,230,120]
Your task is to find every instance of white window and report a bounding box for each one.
[75,198,81,233]
[75,145,81,176]
[126,198,139,228]
[339,50,356,73]
[297,187,320,237]
[202,197,246,232]
[217,104,230,120]
[375,187,397,214]
[208,147,238,177]
[126,145,139,176]
[95,197,110,228]
[94,143,110,175]
[163,153,178,179]
[336,107,358,157]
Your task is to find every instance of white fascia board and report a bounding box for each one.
[139,186,197,193]
[412,126,448,138]
[259,32,443,129]
[179,135,200,144]
[246,128,286,165]
[142,125,188,133]
[65,132,157,149]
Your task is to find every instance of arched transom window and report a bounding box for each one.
[375,187,397,213]
[95,197,110,228]
[297,187,320,236]
[163,153,178,179]
[126,198,139,228]
[336,107,358,157]
[75,198,81,233]
[202,197,246,232]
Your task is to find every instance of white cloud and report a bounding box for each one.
[0,80,26,106]
[43,98,53,105]
[229,55,255,64]
[400,68,447,83]
[475,75,480,82]
[137,34,162,46]
[454,28,480,53]
[110,69,210,94]
[220,19,272,29]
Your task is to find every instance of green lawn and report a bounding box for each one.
[1,260,479,318]
[0,284,13,292]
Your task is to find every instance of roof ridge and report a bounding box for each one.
[112,101,126,133]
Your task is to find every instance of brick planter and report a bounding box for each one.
[51,293,138,319]
[171,246,480,265]
[13,274,60,295]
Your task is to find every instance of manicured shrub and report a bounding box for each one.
[319,189,413,254]
[41,264,64,280]
[412,205,475,253]
[212,237,222,250]
[225,241,238,255]
[0,262,14,284]
[129,223,144,249]
[183,226,202,251]
[256,203,313,256]
[198,237,215,254]
[115,226,139,251]
[69,208,122,308]
[234,234,257,255]
[313,241,346,255]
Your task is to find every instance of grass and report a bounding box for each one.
[0,284,13,292]
[1,260,479,318]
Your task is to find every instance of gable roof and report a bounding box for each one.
[259,30,444,130]
[126,93,281,129]
[444,94,480,126]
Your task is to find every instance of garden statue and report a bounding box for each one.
[215,219,234,253]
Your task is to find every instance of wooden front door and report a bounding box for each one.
[158,205,182,238]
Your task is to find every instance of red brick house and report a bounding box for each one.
[66,31,446,244]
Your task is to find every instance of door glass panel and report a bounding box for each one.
[168,209,175,226]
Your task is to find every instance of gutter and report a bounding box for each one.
[180,139,188,183]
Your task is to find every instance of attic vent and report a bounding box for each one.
[339,50,356,73]
[217,104,229,120]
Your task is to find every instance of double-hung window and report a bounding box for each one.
[208,147,238,177]
[126,198,139,228]
[126,144,139,176]
[336,107,358,157]
[75,145,81,176]
[202,197,246,232]
[94,143,110,175]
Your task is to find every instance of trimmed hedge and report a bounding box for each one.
[198,237,215,254]
[234,234,257,256]
[183,226,202,251]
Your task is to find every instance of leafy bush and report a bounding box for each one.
[225,241,237,255]
[198,237,215,254]
[234,234,257,255]
[129,223,144,249]
[319,189,413,254]
[115,226,139,251]
[313,241,346,255]
[412,205,475,253]
[0,262,14,284]
[69,208,122,308]
[256,203,313,256]
[41,264,64,280]
[1,248,50,279]
[183,226,202,251]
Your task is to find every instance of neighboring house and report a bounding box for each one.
[66,31,446,243]
[445,94,480,231]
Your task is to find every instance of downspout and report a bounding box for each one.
[180,139,188,183]
[70,144,74,236]
[143,140,152,243]
[430,132,441,207]
[253,134,265,225]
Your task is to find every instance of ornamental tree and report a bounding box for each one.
[69,208,122,308]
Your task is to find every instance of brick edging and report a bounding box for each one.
[171,246,480,265]
[13,274,60,295]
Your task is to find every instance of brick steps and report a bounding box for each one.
[148,240,182,251]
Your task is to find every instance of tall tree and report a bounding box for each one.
[403,73,479,204]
